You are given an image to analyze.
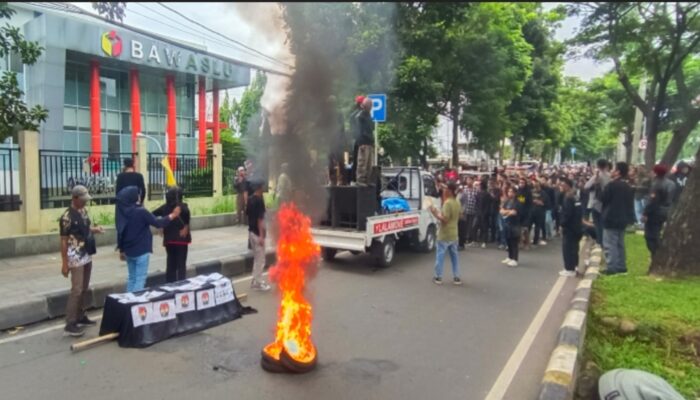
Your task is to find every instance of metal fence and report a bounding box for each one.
[39,150,136,209]
[0,147,21,212]
[148,153,213,201]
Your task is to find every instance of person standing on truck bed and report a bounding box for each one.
[355,97,375,186]
[431,181,462,286]
[349,95,364,185]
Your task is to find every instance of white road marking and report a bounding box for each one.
[0,273,264,346]
[483,276,567,400]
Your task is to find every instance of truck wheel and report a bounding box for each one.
[373,236,395,268]
[321,247,337,261]
[420,225,436,253]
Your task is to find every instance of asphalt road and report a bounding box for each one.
[0,240,578,400]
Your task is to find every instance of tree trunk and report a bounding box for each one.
[644,81,668,169]
[518,139,526,162]
[451,102,459,168]
[649,144,700,276]
[660,108,700,167]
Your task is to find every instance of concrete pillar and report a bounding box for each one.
[212,142,223,198]
[19,131,41,234]
[137,136,149,206]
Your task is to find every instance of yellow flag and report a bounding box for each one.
[161,156,177,187]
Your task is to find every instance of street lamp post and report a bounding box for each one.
[136,132,167,201]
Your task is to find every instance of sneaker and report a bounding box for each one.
[540,240,547,246]
[251,280,272,291]
[501,257,511,264]
[481,243,486,249]
[63,323,85,337]
[433,276,443,285]
[506,259,518,267]
[559,270,576,277]
[76,316,97,327]
[466,242,475,247]
[498,244,506,250]
[458,245,465,251]
[453,277,463,286]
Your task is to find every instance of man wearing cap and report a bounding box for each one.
[59,185,105,337]
[115,158,146,204]
[234,166,248,225]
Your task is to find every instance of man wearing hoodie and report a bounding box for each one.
[116,186,181,292]
[153,187,191,283]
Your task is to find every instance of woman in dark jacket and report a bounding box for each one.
[153,187,191,283]
[116,186,180,292]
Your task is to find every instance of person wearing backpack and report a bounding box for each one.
[59,185,105,337]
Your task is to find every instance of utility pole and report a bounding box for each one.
[630,75,647,165]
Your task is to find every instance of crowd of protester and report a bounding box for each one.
[430,159,692,282]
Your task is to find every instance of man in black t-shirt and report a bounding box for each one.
[115,158,146,204]
[246,181,270,291]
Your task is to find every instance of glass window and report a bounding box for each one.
[64,68,77,105]
[63,107,77,129]
[76,71,90,107]
[106,111,120,133]
[147,115,158,134]
[77,108,91,130]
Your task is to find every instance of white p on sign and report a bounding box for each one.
[367,94,387,123]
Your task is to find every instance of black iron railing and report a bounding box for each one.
[148,153,213,201]
[0,147,21,212]
[39,150,136,209]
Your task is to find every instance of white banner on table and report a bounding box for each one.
[214,279,235,305]
[196,289,216,310]
[151,299,177,323]
[206,272,224,281]
[174,291,195,314]
[131,303,155,327]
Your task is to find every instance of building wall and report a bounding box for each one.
[22,14,67,150]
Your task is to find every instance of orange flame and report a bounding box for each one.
[263,202,320,363]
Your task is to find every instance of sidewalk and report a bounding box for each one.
[0,225,276,331]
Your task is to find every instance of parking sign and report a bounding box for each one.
[367,94,387,122]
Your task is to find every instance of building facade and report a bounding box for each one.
[4,2,250,161]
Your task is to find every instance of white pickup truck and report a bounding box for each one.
[312,167,442,267]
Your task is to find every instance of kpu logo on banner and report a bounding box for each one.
[101,30,123,57]
[174,291,195,314]
[196,289,216,310]
[131,303,154,327]
[152,299,176,323]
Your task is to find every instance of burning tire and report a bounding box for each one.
[260,350,289,373]
[279,345,318,374]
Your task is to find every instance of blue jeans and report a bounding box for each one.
[434,240,460,279]
[497,215,508,247]
[634,198,646,225]
[126,253,150,292]
[603,229,626,273]
[545,210,553,239]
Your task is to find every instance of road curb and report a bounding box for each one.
[0,250,276,331]
[538,245,602,400]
